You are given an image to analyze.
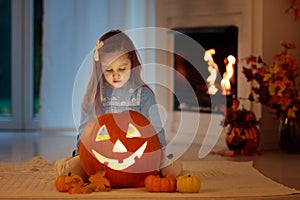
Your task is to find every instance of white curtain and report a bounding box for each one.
[40,0,155,130]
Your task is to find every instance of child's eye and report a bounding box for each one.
[105,69,113,73]
[119,68,126,71]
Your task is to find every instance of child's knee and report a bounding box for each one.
[55,156,73,176]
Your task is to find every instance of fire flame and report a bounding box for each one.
[204,49,218,95]
[204,49,236,95]
[221,55,236,95]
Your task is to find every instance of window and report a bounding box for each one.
[33,0,43,117]
[0,0,43,130]
[0,0,12,117]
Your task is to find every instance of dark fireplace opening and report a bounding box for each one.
[173,26,238,113]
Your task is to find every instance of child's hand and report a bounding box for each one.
[160,153,183,177]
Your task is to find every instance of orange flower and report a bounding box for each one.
[286,0,300,20]
[232,99,240,110]
[295,8,300,20]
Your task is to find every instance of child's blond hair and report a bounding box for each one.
[82,30,148,115]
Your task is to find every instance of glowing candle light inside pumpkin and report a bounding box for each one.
[204,49,218,95]
[221,55,236,95]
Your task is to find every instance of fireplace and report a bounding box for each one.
[172,26,238,113]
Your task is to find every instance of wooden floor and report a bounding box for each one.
[0,130,300,193]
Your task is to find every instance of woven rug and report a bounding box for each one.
[0,156,299,199]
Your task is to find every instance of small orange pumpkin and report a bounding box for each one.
[176,175,201,193]
[55,173,84,192]
[144,171,176,192]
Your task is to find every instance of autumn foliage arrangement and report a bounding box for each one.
[55,170,202,194]
[242,41,300,120]
[222,99,260,129]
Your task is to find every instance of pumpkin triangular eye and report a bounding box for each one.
[126,123,141,138]
[96,125,110,141]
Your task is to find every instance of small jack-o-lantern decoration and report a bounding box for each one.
[226,125,259,152]
[222,99,260,154]
[79,110,162,188]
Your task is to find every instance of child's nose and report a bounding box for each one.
[112,71,120,78]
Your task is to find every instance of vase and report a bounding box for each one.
[226,125,260,153]
[278,117,300,153]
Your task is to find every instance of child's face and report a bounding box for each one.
[101,53,131,88]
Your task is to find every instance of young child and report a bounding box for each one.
[55,30,171,177]
[78,29,166,149]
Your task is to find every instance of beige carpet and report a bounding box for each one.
[0,156,299,199]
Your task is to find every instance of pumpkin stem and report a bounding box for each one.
[158,170,164,178]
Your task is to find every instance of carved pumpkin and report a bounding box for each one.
[242,126,260,152]
[226,125,259,152]
[176,175,201,193]
[55,173,84,192]
[144,171,176,192]
[79,110,162,188]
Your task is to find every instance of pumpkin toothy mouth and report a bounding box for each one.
[92,141,148,171]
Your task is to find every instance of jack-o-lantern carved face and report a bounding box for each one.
[91,123,148,171]
[79,110,162,188]
[226,126,247,151]
[226,126,260,152]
